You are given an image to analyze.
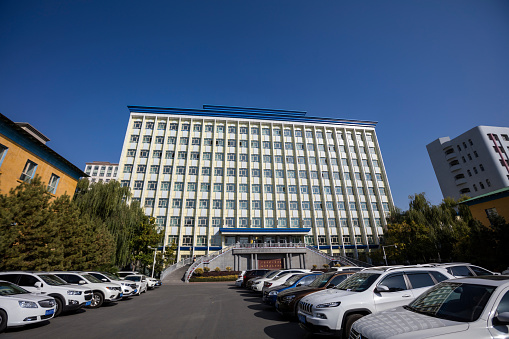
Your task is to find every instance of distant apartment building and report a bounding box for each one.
[118,105,394,261]
[84,161,118,183]
[460,187,509,226]
[0,112,86,198]
[427,126,509,201]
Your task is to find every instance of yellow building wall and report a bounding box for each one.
[468,196,509,226]
[0,135,79,198]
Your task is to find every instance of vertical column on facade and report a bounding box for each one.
[331,127,347,257]
[156,116,170,252]
[279,123,290,235]
[371,130,394,230]
[352,131,370,255]
[257,123,266,233]
[269,123,276,231]
[290,125,302,239]
[220,120,228,236]
[303,126,319,248]
[192,119,205,256]
[321,127,337,255]
[246,122,253,238]
[207,120,219,249]
[339,127,357,259]
[169,118,183,261]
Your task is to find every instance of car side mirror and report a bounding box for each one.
[375,285,390,293]
[34,281,43,288]
[296,283,302,287]
[495,312,509,325]
[78,280,87,285]
[327,284,336,289]
[102,278,108,282]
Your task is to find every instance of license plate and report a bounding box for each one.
[298,314,306,324]
[134,289,137,293]
[45,309,54,315]
[119,293,123,298]
[85,301,91,306]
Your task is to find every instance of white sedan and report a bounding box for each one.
[123,275,148,295]
[0,280,57,333]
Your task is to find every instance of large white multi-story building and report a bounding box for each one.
[427,126,509,201]
[84,161,118,183]
[118,105,394,261]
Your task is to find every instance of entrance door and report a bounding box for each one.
[258,258,283,270]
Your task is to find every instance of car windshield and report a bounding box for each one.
[265,271,280,279]
[406,282,496,322]
[273,272,291,280]
[124,276,141,282]
[102,272,121,281]
[38,274,68,286]
[82,274,103,283]
[284,274,305,286]
[335,273,381,292]
[308,273,335,288]
[0,281,29,295]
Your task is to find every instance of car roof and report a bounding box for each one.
[445,275,509,287]
[360,264,449,273]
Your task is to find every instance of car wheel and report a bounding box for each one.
[0,309,7,333]
[54,297,64,317]
[344,314,364,338]
[89,292,104,308]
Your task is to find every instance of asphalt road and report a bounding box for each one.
[3,282,318,339]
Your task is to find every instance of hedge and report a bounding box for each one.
[189,275,238,282]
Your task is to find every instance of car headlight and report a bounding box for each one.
[316,302,341,308]
[19,301,38,308]
[269,291,279,296]
[67,290,82,295]
[282,295,295,302]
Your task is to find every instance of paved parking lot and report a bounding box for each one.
[3,282,317,339]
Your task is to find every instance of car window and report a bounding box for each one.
[470,266,492,276]
[496,291,509,314]
[18,274,39,287]
[0,274,20,284]
[448,266,474,277]
[59,274,82,284]
[308,273,334,288]
[336,273,381,292]
[299,275,317,286]
[328,274,350,287]
[430,271,450,283]
[82,274,102,283]
[0,281,29,295]
[406,272,435,289]
[38,274,68,286]
[379,273,407,292]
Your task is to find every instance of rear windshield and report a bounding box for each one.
[0,281,29,295]
[336,273,381,292]
[38,274,68,286]
[265,271,280,279]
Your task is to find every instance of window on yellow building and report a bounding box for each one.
[47,174,60,194]
[20,160,37,182]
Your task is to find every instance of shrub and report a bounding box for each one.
[194,268,204,276]
[189,274,238,282]
[312,265,317,270]
[225,266,232,272]
[203,266,210,273]
[323,264,330,269]
[214,267,221,272]
[334,263,341,267]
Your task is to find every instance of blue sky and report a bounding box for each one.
[1,0,508,209]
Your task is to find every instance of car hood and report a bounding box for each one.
[352,306,469,339]
[0,293,54,302]
[300,288,358,304]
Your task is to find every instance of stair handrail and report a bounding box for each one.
[184,245,235,283]
[160,257,193,281]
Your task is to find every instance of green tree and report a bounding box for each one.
[130,216,163,271]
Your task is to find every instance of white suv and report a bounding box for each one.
[298,265,455,337]
[51,272,123,308]
[253,269,311,293]
[351,275,509,339]
[86,271,137,297]
[0,272,93,316]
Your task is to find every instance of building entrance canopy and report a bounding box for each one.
[220,228,311,246]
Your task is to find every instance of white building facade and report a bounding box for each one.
[118,105,394,261]
[427,126,509,201]
[84,161,118,183]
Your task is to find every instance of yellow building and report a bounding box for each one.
[0,113,86,198]
[461,187,509,226]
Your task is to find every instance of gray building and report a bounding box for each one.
[427,126,509,200]
[84,161,118,183]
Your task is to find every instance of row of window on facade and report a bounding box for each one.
[459,178,494,195]
[85,165,118,177]
[128,135,376,153]
[167,234,378,247]
[132,120,374,141]
[0,145,60,194]
[154,215,383,228]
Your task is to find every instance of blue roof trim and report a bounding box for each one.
[0,114,87,180]
[203,105,307,117]
[460,187,509,206]
[219,228,311,233]
[128,105,378,127]
[209,247,222,251]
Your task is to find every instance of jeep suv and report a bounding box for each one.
[297,265,455,338]
[0,272,93,316]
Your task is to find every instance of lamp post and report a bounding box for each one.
[382,244,397,266]
[147,246,157,278]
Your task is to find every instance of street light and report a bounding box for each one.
[382,244,397,266]
[147,246,157,278]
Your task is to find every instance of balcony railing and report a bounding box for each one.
[233,242,306,249]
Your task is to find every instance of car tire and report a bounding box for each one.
[54,297,64,317]
[0,309,7,333]
[344,314,364,338]
[89,292,104,309]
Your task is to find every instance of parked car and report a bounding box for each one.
[328,266,364,273]
[262,272,322,306]
[144,275,156,290]
[351,275,509,339]
[235,271,247,287]
[0,280,56,333]
[432,263,499,277]
[254,269,311,293]
[297,265,455,337]
[85,271,137,297]
[51,272,123,308]
[261,269,312,294]
[0,272,93,316]
[276,271,356,319]
[117,271,139,279]
[123,274,148,295]
[242,269,271,288]
[249,270,281,290]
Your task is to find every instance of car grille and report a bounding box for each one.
[128,283,136,289]
[299,301,313,315]
[38,299,56,308]
[84,291,93,300]
[349,329,366,339]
